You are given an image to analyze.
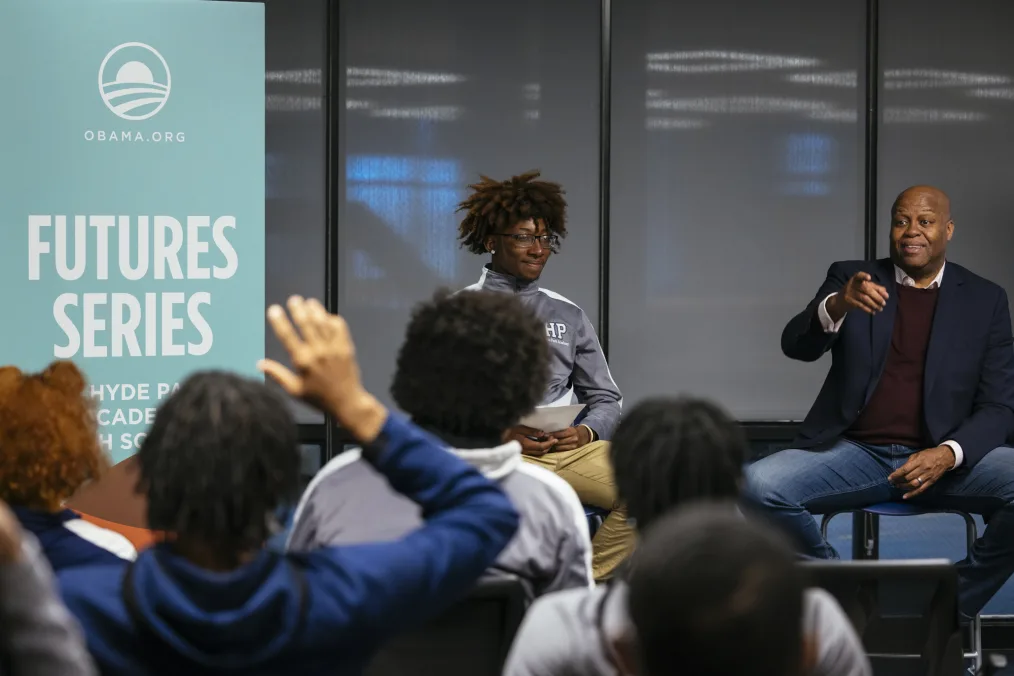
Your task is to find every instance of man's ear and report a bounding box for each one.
[484,234,497,253]
[609,631,640,676]
[946,219,954,241]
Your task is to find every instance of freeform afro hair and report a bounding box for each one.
[138,371,300,556]
[0,361,107,511]
[391,289,549,438]
[456,170,568,255]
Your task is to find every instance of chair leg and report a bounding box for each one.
[820,514,834,541]
[858,512,880,560]
[820,512,876,559]
[961,513,982,672]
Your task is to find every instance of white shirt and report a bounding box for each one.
[503,584,872,676]
[816,263,962,468]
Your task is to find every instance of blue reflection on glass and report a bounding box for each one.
[352,250,385,280]
[787,133,831,174]
[783,180,830,196]
[783,133,831,196]
[347,155,459,185]
[346,155,462,280]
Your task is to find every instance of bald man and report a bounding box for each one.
[746,186,1014,618]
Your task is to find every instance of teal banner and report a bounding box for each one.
[0,1,265,463]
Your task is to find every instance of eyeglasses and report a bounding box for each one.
[496,233,560,251]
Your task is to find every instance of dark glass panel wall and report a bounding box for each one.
[263,0,328,422]
[609,0,866,419]
[338,0,601,406]
[877,0,1014,318]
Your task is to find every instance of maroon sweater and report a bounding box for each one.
[847,285,940,448]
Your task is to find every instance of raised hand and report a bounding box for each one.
[258,296,387,442]
[828,272,890,321]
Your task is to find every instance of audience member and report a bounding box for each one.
[746,185,1014,619]
[619,505,813,676]
[0,362,135,571]
[288,290,592,595]
[457,170,630,580]
[504,397,870,676]
[58,297,519,675]
[0,498,97,676]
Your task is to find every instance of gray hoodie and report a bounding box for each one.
[465,266,623,440]
[0,534,96,676]
[503,583,871,676]
[287,436,593,597]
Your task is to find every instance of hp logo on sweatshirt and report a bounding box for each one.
[98,43,172,121]
[546,322,570,347]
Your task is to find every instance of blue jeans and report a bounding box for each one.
[744,438,1014,616]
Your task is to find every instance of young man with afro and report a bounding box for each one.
[287,290,593,597]
[457,170,630,580]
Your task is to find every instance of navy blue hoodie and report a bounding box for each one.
[12,507,136,573]
[57,414,520,675]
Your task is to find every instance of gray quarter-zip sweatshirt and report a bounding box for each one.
[465,266,623,440]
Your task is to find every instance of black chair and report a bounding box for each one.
[800,559,963,676]
[820,502,982,669]
[364,573,533,676]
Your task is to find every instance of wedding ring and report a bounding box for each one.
[916,477,923,486]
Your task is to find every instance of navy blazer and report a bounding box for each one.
[782,258,1014,469]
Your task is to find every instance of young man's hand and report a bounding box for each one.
[505,425,558,457]
[259,296,387,443]
[550,426,592,453]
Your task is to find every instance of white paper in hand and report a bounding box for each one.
[519,404,586,434]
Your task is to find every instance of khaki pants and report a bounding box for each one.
[523,441,635,581]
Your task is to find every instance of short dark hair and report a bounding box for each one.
[139,371,299,553]
[610,397,748,531]
[456,170,568,255]
[391,290,549,438]
[628,504,806,676]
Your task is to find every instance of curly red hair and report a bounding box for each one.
[0,361,107,511]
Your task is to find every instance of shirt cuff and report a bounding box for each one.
[580,424,597,443]
[941,440,963,469]
[817,294,846,333]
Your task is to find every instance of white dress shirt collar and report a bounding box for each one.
[894,261,945,289]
